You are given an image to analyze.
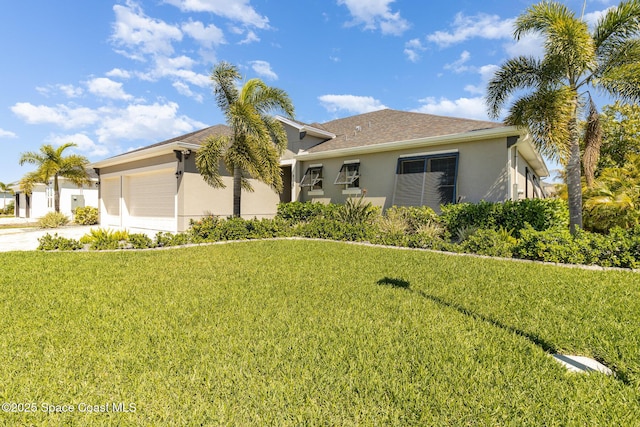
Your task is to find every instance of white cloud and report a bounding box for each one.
[11,103,100,129]
[238,30,260,44]
[318,94,388,114]
[86,77,133,100]
[111,2,183,59]
[249,60,277,80]
[140,55,210,87]
[463,64,500,95]
[36,84,83,98]
[337,0,410,35]
[182,20,225,48]
[95,102,206,143]
[58,84,83,98]
[163,0,269,29]
[404,38,426,62]
[47,133,110,157]
[0,128,17,138]
[173,81,204,102]
[444,50,472,73]
[413,96,490,121]
[427,13,514,47]
[106,68,132,79]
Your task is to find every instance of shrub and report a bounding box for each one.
[74,206,99,225]
[37,211,69,228]
[1,201,14,215]
[335,195,380,224]
[512,226,640,268]
[37,233,82,251]
[82,228,130,250]
[155,232,191,247]
[294,217,373,242]
[189,216,222,242]
[129,233,155,249]
[383,205,440,233]
[276,202,330,222]
[461,228,517,258]
[440,199,569,238]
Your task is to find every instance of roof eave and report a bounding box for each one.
[296,125,549,179]
[90,141,201,169]
[276,115,336,139]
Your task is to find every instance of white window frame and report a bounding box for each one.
[334,161,360,187]
[300,165,324,192]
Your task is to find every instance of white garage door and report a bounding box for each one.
[101,177,121,227]
[124,169,176,231]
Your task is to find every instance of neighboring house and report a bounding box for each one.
[90,109,549,233]
[11,172,99,219]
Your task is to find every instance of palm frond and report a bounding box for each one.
[195,135,228,188]
[582,96,602,187]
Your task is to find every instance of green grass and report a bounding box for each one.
[1,240,639,425]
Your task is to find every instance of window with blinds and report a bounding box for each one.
[392,153,458,210]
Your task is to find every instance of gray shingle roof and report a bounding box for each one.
[109,124,231,158]
[305,109,505,153]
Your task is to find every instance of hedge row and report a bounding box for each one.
[38,199,640,269]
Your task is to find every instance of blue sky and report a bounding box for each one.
[0,0,619,183]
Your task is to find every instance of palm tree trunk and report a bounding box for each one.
[233,166,242,218]
[54,174,60,213]
[567,117,583,233]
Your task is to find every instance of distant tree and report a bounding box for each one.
[596,101,640,172]
[196,61,295,217]
[0,181,14,210]
[584,153,640,232]
[19,143,90,213]
[486,1,640,233]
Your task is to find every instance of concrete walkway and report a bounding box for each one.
[0,222,99,252]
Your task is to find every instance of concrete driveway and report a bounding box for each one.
[0,218,98,252]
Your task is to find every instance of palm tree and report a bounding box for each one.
[19,143,90,213]
[196,62,295,217]
[486,0,640,232]
[583,153,640,232]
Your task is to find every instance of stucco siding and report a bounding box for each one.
[178,172,281,231]
[298,137,511,210]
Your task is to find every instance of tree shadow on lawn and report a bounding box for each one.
[377,276,557,353]
[377,276,630,384]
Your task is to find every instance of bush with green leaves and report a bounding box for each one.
[335,195,380,224]
[37,233,82,251]
[73,206,99,225]
[440,199,569,238]
[294,217,374,241]
[129,233,155,249]
[80,228,130,250]
[276,201,335,222]
[155,231,192,247]
[1,200,14,215]
[513,225,640,268]
[37,211,70,228]
[461,228,517,258]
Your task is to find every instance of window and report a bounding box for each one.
[393,153,458,210]
[334,162,360,188]
[300,166,323,191]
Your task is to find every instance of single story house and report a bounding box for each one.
[90,109,549,233]
[12,172,99,219]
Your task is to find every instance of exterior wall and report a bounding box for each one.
[513,147,543,200]
[298,137,510,210]
[13,182,97,219]
[179,170,281,231]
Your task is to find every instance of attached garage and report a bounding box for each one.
[123,168,176,231]
[101,177,121,227]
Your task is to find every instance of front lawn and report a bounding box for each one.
[1,240,639,425]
